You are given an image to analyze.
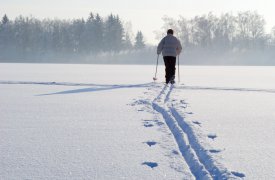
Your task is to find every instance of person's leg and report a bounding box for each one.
[170,57,176,80]
[165,56,176,83]
[163,57,169,84]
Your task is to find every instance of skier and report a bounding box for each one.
[157,29,182,84]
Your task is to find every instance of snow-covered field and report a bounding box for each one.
[1,63,275,179]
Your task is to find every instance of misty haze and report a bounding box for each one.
[1,11,275,65]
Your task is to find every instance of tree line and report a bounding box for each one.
[1,11,275,64]
[158,11,275,52]
[0,13,145,61]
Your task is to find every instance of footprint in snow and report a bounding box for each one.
[144,141,157,147]
[192,121,201,126]
[180,105,187,109]
[231,171,245,178]
[132,99,150,106]
[209,149,222,153]
[172,150,179,155]
[143,120,154,128]
[208,134,217,140]
[142,162,158,169]
[155,121,164,126]
[144,123,153,128]
[180,100,186,104]
[144,120,164,126]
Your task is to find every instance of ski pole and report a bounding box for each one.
[153,54,159,81]
[177,55,180,83]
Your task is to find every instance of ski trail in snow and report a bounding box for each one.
[0,80,152,88]
[151,84,239,180]
[176,85,275,94]
[0,80,153,96]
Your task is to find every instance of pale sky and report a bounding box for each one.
[1,0,275,44]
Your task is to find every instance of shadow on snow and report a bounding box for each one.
[37,83,153,96]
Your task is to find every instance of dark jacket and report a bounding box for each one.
[157,34,182,57]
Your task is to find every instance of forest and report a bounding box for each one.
[0,11,275,64]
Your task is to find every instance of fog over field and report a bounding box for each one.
[1,1,275,65]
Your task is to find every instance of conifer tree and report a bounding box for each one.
[134,31,145,49]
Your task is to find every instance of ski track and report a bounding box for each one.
[0,80,151,88]
[1,80,275,94]
[176,85,275,94]
[149,84,240,180]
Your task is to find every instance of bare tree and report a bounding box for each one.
[236,11,266,49]
[213,13,236,51]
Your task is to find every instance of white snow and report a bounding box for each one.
[1,63,275,179]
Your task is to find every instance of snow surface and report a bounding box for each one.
[1,63,275,179]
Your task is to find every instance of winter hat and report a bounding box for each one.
[167,29,173,35]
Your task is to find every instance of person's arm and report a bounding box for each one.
[157,38,164,55]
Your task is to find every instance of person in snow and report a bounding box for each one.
[157,29,182,84]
